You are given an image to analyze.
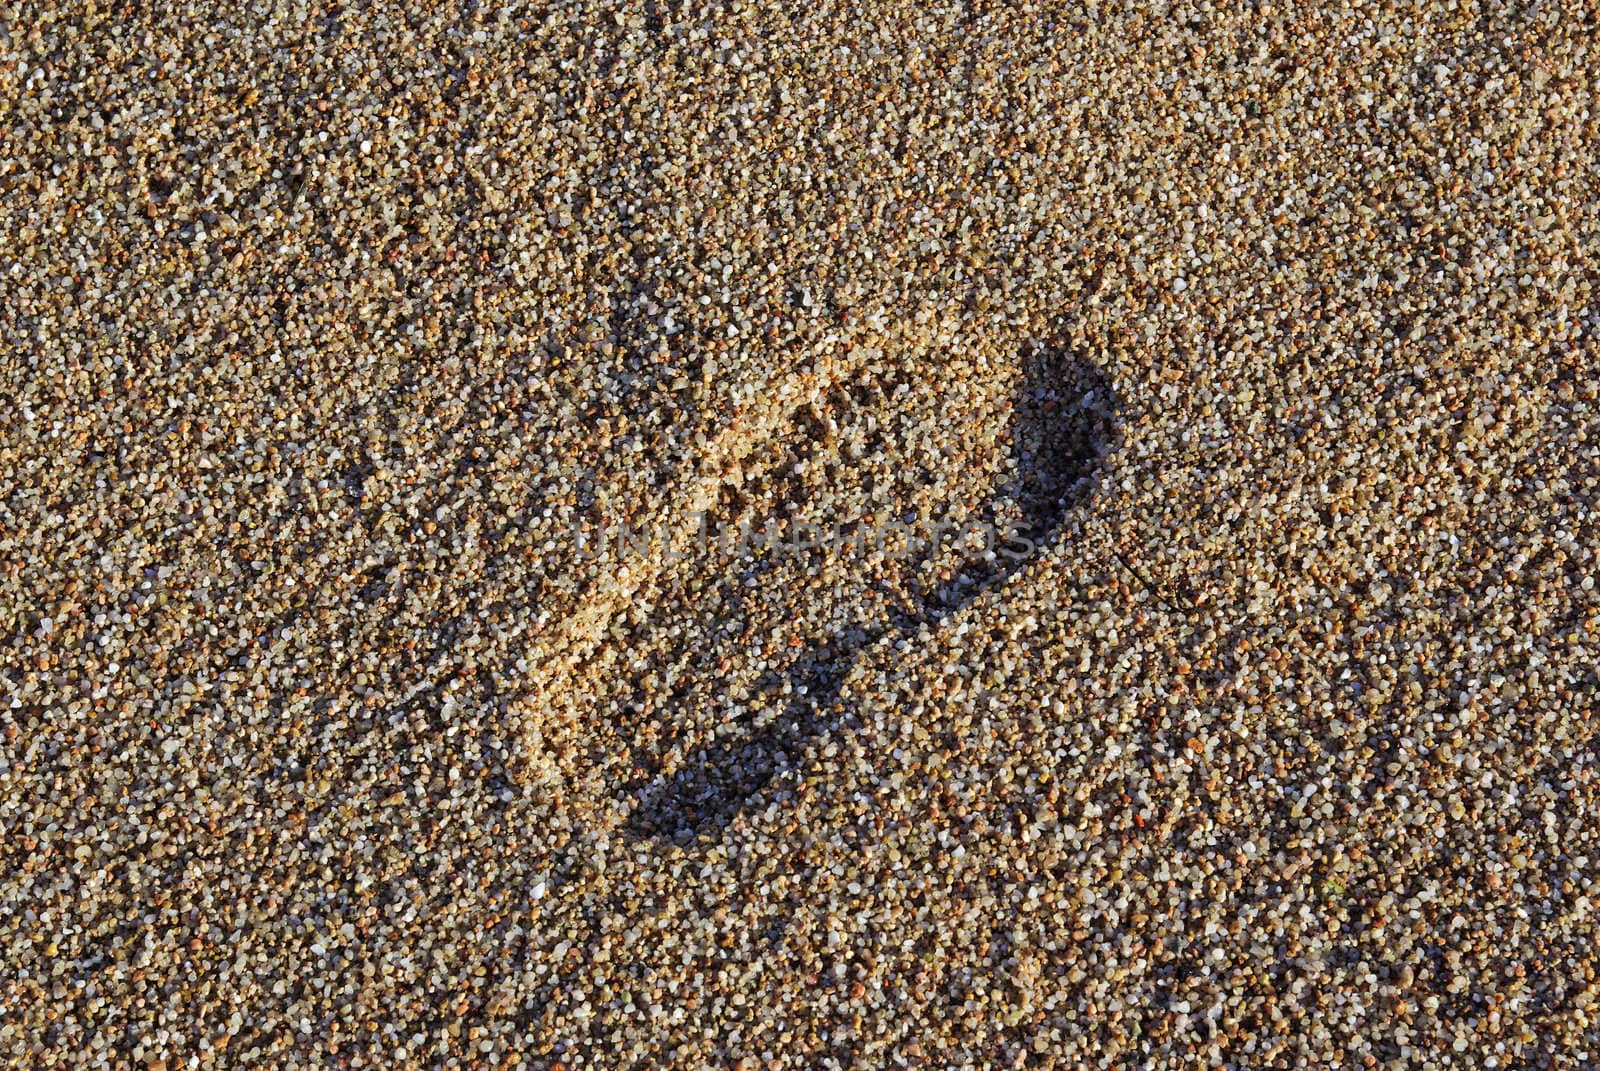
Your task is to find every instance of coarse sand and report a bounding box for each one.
[3,2,1599,1068]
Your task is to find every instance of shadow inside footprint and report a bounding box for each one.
[618,342,1118,842]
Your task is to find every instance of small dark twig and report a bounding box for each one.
[1109,544,1195,614]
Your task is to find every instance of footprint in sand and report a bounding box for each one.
[518,327,1118,842]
